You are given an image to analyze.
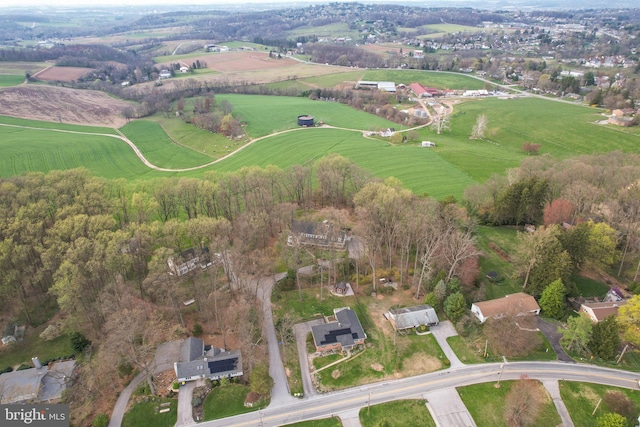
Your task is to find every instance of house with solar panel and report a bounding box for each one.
[174,337,242,383]
[385,304,439,331]
[311,307,366,353]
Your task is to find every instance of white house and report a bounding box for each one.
[159,69,172,79]
[471,292,540,323]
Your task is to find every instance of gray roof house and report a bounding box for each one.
[385,305,439,330]
[288,220,348,250]
[0,358,75,404]
[174,337,243,383]
[311,307,366,352]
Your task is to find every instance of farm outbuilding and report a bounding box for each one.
[297,115,315,127]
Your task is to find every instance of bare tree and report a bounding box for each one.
[430,111,450,135]
[504,375,544,427]
[469,114,488,140]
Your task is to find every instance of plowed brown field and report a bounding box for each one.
[0,85,132,127]
[33,66,94,82]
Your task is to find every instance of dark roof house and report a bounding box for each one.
[174,337,243,383]
[289,220,348,250]
[311,308,366,352]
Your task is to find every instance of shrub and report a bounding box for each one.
[117,358,133,378]
[40,324,61,341]
[172,381,180,390]
[70,332,91,353]
[0,366,13,374]
[92,413,109,427]
[192,323,203,337]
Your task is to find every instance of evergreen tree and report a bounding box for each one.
[444,292,466,323]
[588,316,621,360]
[539,278,566,319]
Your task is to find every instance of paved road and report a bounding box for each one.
[192,361,640,427]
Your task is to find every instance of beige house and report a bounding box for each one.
[471,292,540,324]
[579,300,627,322]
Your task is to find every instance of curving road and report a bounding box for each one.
[191,361,640,427]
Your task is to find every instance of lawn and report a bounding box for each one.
[203,383,263,420]
[0,75,25,87]
[312,353,343,370]
[282,341,304,396]
[283,417,343,427]
[476,226,522,299]
[119,121,215,169]
[0,331,74,371]
[560,381,640,426]
[459,380,561,427]
[447,335,486,364]
[121,397,177,427]
[359,400,436,427]
[572,274,610,298]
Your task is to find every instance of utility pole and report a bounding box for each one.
[495,363,505,388]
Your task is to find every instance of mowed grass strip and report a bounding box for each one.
[359,400,436,427]
[202,384,261,420]
[212,127,476,199]
[0,125,159,179]
[0,114,118,135]
[217,94,399,137]
[282,417,342,427]
[0,75,25,87]
[122,398,177,427]
[120,120,215,169]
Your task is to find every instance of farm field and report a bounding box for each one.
[217,94,399,137]
[0,61,49,75]
[363,69,487,90]
[0,75,25,87]
[0,85,132,127]
[119,121,215,169]
[0,123,161,179]
[0,115,118,135]
[34,66,93,82]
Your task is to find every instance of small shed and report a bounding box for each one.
[297,115,315,127]
[486,271,500,282]
[421,141,436,148]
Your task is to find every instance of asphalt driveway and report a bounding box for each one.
[537,317,575,362]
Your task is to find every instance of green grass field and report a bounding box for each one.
[0,75,25,87]
[283,418,342,427]
[560,381,640,426]
[119,120,215,168]
[217,94,398,137]
[0,331,73,370]
[122,398,177,427]
[0,123,160,179]
[459,381,562,427]
[202,384,263,420]
[360,400,436,427]
[571,274,610,298]
[363,70,487,90]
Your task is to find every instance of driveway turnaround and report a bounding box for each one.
[425,387,477,427]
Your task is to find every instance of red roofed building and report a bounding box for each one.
[409,82,429,97]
